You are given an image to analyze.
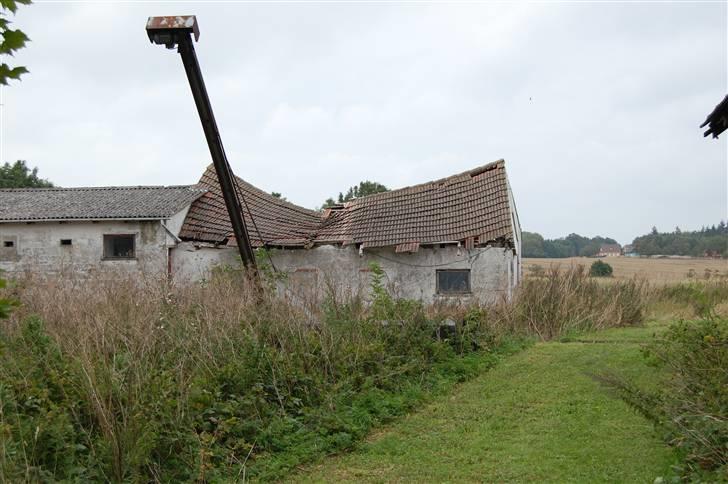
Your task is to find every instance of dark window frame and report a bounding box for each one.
[102,234,136,260]
[436,269,472,295]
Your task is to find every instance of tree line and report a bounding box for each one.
[5,157,724,260]
[632,223,727,257]
[522,232,618,258]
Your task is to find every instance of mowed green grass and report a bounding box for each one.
[290,324,676,483]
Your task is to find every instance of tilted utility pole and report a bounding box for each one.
[146,15,257,271]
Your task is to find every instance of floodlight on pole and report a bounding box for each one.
[146,15,258,272]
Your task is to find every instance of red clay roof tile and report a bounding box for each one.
[179,159,516,250]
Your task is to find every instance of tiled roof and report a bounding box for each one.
[0,186,205,222]
[180,160,517,250]
[178,166,322,246]
[316,160,514,249]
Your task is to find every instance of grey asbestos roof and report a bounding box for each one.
[0,186,206,222]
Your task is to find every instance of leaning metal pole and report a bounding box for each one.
[175,35,258,269]
[146,16,257,271]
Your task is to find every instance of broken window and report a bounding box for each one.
[103,234,135,259]
[436,269,471,295]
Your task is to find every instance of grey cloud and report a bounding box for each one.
[3,2,726,244]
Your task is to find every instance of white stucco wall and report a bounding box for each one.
[172,242,517,305]
[0,213,186,277]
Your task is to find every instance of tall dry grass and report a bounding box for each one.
[0,270,474,481]
[0,265,651,481]
[486,265,648,340]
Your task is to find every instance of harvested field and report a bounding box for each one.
[524,257,727,283]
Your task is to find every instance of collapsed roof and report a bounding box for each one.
[179,159,517,251]
[0,186,205,222]
[179,166,322,247]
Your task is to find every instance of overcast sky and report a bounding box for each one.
[2,1,726,244]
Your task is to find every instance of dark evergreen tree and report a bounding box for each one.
[322,181,389,209]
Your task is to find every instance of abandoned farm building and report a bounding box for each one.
[0,159,522,303]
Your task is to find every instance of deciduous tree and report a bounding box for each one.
[0,160,53,188]
[0,0,31,85]
[321,181,389,209]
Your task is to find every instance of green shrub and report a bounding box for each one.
[659,281,728,317]
[0,273,17,319]
[589,260,613,277]
[0,265,648,481]
[602,317,728,479]
[0,269,526,481]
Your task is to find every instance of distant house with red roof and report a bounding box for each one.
[597,244,622,257]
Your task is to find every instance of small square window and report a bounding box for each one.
[60,239,72,246]
[0,236,18,261]
[436,269,471,295]
[103,234,135,259]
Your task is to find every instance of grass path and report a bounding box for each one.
[290,323,676,482]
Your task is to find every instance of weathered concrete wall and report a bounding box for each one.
[0,218,180,278]
[505,176,522,287]
[172,242,517,305]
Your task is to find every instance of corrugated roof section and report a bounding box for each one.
[0,186,205,222]
[180,159,516,250]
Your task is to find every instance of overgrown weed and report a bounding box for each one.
[598,316,728,480]
[0,264,649,481]
[490,265,648,339]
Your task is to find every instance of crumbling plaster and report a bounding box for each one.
[0,207,188,277]
[172,242,518,305]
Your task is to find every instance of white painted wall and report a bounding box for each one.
[173,242,517,305]
[0,210,189,277]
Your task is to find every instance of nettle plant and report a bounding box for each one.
[367,262,424,326]
[0,274,17,318]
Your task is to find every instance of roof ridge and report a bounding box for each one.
[199,163,322,218]
[0,185,204,192]
[345,159,505,205]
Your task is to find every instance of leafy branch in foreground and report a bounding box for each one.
[0,0,31,85]
[599,313,728,480]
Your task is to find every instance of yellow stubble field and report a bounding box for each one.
[524,256,728,283]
